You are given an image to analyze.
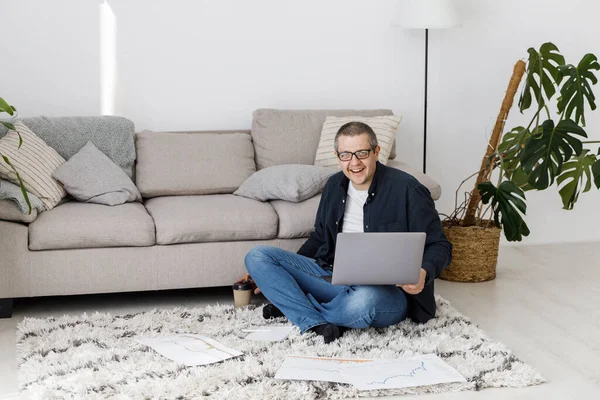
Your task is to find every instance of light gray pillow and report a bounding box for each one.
[0,179,45,213]
[0,179,44,223]
[234,164,337,202]
[0,199,38,223]
[52,141,142,206]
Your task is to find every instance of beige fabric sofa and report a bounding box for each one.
[0,109,441,318]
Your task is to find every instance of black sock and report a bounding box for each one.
[310,323,347,344]
[263,304,285,319]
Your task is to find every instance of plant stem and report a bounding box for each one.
[582,141,600,144]
[496,151,505,187]
[455,169,483,215]
[535,54,544,132]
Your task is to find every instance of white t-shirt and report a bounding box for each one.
[342,183,369,233]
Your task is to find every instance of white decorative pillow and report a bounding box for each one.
[234,164,337,202]
[0,121,66,210]
[314,115,402,169]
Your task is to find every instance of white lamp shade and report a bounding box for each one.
[392,0,460,29]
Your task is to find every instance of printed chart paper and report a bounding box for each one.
[243,326,295,342]
[135,334,242,366]
[275,356,373,384]
[275,354,466,389]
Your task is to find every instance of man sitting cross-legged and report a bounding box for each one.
[239,121,452,343]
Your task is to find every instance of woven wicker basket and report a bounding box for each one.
[440,221,501,282]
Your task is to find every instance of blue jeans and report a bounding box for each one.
[244,246,408,333]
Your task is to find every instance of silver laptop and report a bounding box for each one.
[329,232,426,285]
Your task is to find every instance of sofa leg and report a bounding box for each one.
[0,299,13,318]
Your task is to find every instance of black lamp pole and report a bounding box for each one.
[423,28,429,174]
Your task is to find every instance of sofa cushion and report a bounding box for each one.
[314,115,402,168]
[28,202,156,250]
[234,165,336,203]
[251,109,397,170]
[145,195,278,245]
[52,141,142,206]
[386,159,442,201]
[0,121,66,210]
[0,116,136,177]
[136,131,255,198]
[270,194,321,239]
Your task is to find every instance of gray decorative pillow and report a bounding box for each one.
[0,199,38,223]
[0,179,45,213]
[52,141,142,206]
[0,179,45,223]
[234,164,337,202]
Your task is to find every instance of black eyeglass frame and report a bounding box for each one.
[336,147,376,161]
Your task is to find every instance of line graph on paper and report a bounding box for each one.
[135,334,243,366]
[347,354,467,390]
[275,354,466,390]
[366,361,428,385]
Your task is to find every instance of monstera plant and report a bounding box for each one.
[447,43,600,242]
[0,96,32,212]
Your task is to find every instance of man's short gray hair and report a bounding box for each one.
[333,122,378,152]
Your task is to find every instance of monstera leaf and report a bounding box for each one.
[519,42,565,112]
[557,149,597,210]
[557,54,600,126]
[520,119,586,190]
[593,148,600,189]
[478,181,530,242]
[498,126,534,190]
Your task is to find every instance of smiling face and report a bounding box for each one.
[336,133,380,191]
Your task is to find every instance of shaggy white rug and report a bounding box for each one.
[17,296,545,399]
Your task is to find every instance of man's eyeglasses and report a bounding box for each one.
[336,148,375,162]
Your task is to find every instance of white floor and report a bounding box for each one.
[1,243,599,399]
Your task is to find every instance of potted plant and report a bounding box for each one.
[0,96,32,212]
[440,43,600,282]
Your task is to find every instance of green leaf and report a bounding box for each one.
[519,42,565,112]
[556,149,596,210]
[498,126,535,190]
[592,155,600,189]
[0,96,15,116]
[511,166,534,191]
[0,154,32,214]
[0,121,15,131]
[478,181,530,242]
[557,53,600,126]
[520,119,587,190]
[498,126,531,156]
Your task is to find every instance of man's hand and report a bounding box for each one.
[237,273,261,295]
[397,268,427,295]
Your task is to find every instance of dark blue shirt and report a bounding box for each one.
[297,161,453,323]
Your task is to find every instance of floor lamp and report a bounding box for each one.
[393,0,459,174]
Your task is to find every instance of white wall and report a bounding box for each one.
[1,0,599,245]
[1,0,101,116]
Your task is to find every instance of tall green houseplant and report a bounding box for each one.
[457,43,600,241]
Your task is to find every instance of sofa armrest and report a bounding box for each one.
[386,159,441,200]
[0,220,31,298]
